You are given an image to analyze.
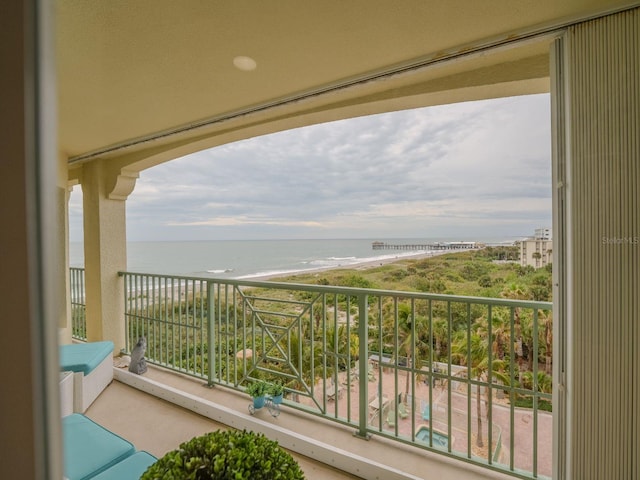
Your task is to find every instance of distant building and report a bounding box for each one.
[534,227,552,240]
[518,228,553,268]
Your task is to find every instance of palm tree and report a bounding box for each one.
[538,311,553,374]
[381,302,426,397]
[431,317,449,362]
[500,283,528,366]
[325,322,359,372]
[521,370,552,395]
[452,324,508,449]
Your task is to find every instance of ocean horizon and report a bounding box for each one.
[69,237,516,279]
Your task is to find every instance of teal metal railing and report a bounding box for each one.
[70,267,86,341]
[119,271,552,479]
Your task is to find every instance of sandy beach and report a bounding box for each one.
[252,249,452,281]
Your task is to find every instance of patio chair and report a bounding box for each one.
[59,341,114,412]
[397,402,409,419]
[351,360,376,382]
[63,413,135,480]
[326,381,344,401]
[367,362,376,382]
[63,413,157,480]
[89,451,157,480]
[421,401,431,421]
[387,409,396,427]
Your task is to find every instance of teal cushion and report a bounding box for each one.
[63,414,135,480]
[89,451,157,480]
[60,341,114,375]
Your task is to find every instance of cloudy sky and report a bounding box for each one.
[69,93,552,243]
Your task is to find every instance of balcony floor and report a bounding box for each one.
[87,379,358,479]
[85,364,518,480]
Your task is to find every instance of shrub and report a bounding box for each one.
[141,429,305,480]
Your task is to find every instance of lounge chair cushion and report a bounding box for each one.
[89,451,157,480]
[63,414,135,480]
[60,341,114,375]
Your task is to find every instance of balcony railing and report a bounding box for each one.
[116,270,552,479]
[70,267,86,341]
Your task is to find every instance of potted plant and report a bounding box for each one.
[269,381,285,404]
[141,429,305,479]
[246,380,269,409]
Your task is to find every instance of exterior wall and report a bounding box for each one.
[556,9,639,480]
[534,227,552,239]
[519,238,553,268]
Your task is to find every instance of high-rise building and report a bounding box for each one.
[518,228,553,268]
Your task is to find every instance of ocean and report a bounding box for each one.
[69,237,512,279]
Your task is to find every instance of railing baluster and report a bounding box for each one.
[207,281,214,386]
[487,303,493,465]
[356,292,370,439]
[466,301,472,459]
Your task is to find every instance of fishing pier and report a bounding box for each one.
[372,241,477,251]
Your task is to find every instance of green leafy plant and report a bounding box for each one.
[269,381,284,397]
[246,380,269,398]
[141,429,305,479]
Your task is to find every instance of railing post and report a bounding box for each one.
[206,280,215,387]
[355,292,370,439]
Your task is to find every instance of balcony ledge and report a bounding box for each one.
[110,365,522,480]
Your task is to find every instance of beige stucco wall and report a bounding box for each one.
[81,159,129,350]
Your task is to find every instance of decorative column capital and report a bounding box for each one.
[108,169,139,200]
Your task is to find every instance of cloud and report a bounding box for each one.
[69,94,551,241]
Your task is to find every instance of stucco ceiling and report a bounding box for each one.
[57,0,636,165]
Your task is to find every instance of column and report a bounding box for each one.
[58,153,73,344]
[82,159,138,351]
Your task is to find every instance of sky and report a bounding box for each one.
[68,93,552,243]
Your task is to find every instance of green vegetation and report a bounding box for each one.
[277,247,551,302]
[141,429,305,480]
[246,380,270,398]
[268,246,553,420]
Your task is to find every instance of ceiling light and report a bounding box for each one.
[233,56,257,71]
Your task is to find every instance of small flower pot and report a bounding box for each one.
[271,394,283,405]
[253,396,266,409]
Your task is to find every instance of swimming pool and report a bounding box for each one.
[416,425,450,449]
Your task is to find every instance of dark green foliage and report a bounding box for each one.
[141,429,305,480]
[512,397,553,412]
[459,261,490,281]
[269,381,284,396]
[389,269,409,280]
[413,277,446,293]
[337,274,375,289]
[529,273,552,301]
[515,264,536,276]
[475,245,519,261]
